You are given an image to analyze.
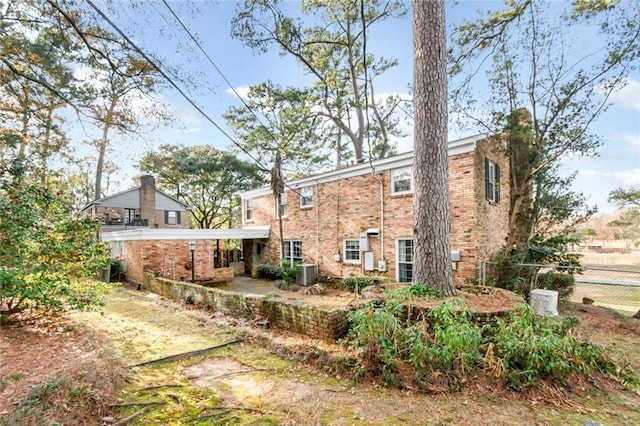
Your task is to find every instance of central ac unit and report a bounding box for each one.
[297,264,317,286]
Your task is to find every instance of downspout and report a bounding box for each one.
[316,183,320,270]
[378,174,385,263]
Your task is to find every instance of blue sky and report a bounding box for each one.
[82,0,639,216]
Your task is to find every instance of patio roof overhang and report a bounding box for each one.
[100,226,270,242]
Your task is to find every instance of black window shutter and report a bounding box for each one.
[176,211,181,224]
[164,210,169,224]
[485,158,490,201]
[495,164,501,203]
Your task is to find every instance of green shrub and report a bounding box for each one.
[387,283,442,300]
[257,264,282,280]
[536,272,575,301]
[486,304,616,389]
[342,296,633,392]
[343,276,376,293]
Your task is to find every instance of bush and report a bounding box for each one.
[0,159,112,319]
[343,276,376,293]
[342,289,632,392]
[536,272,575,301]
[257,264,282,280]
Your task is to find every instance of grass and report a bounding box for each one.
[5,285,638,425]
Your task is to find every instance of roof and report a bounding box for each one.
[81,186,190,212]
[100,226,271,242]
[240,133,489,199]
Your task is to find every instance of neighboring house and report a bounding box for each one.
[81,175,191,232]
[239,133,510,285]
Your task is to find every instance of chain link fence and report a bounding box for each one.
[479,261,640,317]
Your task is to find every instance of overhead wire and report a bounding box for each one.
[83,0,271,173]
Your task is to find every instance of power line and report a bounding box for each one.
[83,0,271,173]
[159,0,276,142]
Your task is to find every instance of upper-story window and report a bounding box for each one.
[392,167,413,194]
[485,158,500,203]
[245,198,253,221]
[165,210,181,225]
[300,186,313,208]
[278,192,287,217]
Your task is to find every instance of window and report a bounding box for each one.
[485,158,500,203]
[396,239,414,282]
[165,210,181,225]
[343,239,361,263]
[283,240,302,263]
[392,167,412,194]
[300,186,313,207]
[124,208,137,224]
[278,192,287,217]
[245,198,253,221]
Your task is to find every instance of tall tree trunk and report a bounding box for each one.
[412,0,454,295]
[95,102,115,200]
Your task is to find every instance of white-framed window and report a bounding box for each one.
[165,210,180,225]
[396,239,414,282]
[278,192,287,217]
[245,198,253,221]
[283,240,303,263]
[392,167,412,194]
[343,239,361,263]
[300,186,313,208]
[485,158,500,203]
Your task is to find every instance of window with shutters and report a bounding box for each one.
[485,158,500,203]
[165,210,181,225]
[245,199,253,221]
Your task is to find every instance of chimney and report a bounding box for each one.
[140,175,156,226]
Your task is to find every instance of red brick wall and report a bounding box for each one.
[244,139,510,285]
[121,239,231,284]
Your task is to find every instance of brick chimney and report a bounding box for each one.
[139,175,156,226]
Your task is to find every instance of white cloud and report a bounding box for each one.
[620,132,640,155]
[580,168,640,186]
[226,86,250,99]
[607,78,640,111]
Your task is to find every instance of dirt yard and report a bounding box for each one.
[1,284,640,425]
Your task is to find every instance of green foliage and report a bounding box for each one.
[487,305,618,389]
[140,144,266,229]
[387,283,443,300]
[280,259,300,286]
[257,264,283,280]
[343,276,377,293]
[0,160,112,318]
[536,272,575,301]
[343,292,631,392]
[230,0,409,165]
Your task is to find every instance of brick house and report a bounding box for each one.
[81,175,191,232]
[238,133,510,285]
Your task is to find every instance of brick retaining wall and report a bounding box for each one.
[143,274,353,341]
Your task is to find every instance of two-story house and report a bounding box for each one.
[81,175,191,232]
[239,133,510,285]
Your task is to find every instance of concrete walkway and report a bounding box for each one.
[219,275,360,308]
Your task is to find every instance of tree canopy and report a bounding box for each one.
[449,0,639,270]
[231,0,409,166]
[140,144,266,229]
